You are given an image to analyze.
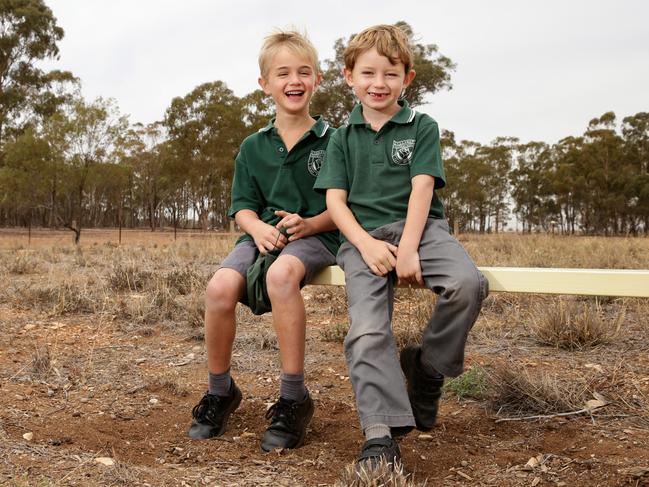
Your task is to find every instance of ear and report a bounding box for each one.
[258,76,271,95]
[343,67,354,88]
[314,71,322,90]
[403,69,416,88]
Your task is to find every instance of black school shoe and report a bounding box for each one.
[400,345,445,431]
[357,436,401,468]
[187,380,242,439]
[260,391,314,452]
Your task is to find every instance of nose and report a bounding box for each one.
[288,71,301,84]
[373,74,386,87]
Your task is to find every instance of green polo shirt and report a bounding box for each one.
[228,116,339,256]
[314,101,445,233]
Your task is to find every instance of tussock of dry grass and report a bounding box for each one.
[109,262,152,291]
[10,278,97,315]
[236,327,278,351]
[392,289,433,349]
[336,458,415,487]
[3,251,41,274]
[31,345,52,378]
[319,322,349,343]
[530,299,624,350]
[488,363,591,416]
[99,461,142,486]
[146,375,190,397]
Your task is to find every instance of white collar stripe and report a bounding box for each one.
[319,122,329,137]
[407,110,416,123]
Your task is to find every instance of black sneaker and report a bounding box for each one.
[357,436,401,468]
[400,345,444,431]
[260,391,314,452]
[187,380,242,439]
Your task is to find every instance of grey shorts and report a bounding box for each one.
[219,236,336,286]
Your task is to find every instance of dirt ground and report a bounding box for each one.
[1,229,648,486]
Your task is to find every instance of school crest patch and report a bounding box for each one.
[307,149,326,176]
[391,139,415,166]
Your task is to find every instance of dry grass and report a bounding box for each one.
[319,322,349,343]
[3,250,41,274]
[530,299,625,350]
[30,345,52,378]
[461,233,649,268]
[336,458,416,487]
[146,375,190,397]
[488,362,591,416]
[392,289,433,349]
[98,461,142,486]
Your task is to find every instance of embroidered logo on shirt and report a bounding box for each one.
[391,139,415,166]
[307,149,326,176]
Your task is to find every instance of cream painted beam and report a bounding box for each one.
[309,266,649,298]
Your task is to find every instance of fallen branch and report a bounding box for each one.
[495,405,606,423]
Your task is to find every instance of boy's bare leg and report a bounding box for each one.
[261,254,314,452]
[188,267,245,440]
[266,255,307,375]
[205,268,246,374]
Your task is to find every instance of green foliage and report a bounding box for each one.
[444,365,489,400]
[163,81,248,229]
[0,0,76,145]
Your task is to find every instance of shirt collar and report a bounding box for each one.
[257,116,329,138]
[348,100,415,126]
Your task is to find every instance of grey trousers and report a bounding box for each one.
[337,218,488,430]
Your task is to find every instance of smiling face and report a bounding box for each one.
[344,47,416,118]
[259,46,320,117]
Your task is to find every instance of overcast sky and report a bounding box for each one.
[41,0,649,145]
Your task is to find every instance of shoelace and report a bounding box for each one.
[192,394,223,425]
[265,399,298,427]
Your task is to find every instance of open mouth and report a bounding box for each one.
[285,90,305,99]
[369,92,389,100]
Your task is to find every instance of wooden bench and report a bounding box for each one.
[310,266,649,298]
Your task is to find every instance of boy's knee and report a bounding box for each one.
[445,270,488,306]
[266,259,303,296]
[205,274,240,313]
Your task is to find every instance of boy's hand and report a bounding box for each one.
[396,248,424,286]
[274,210,313,241]
[357,237,398,277]
[249,220,287,254]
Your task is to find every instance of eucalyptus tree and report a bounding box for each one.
[43,97,128,243]
[621,112,649,234]
[510,141,554,232]
[0,0,75,148]
[163,81,247,230]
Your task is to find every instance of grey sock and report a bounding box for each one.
[208,369,232,396]
[365,423,391,441]
[279,372,306,402]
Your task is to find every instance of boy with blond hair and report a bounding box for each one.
[315,24,488,466]
[187,30,338,452]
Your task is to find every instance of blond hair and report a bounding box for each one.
[258,29,319,78]
[344,24,413,73]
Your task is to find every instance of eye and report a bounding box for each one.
[361,70,373,76]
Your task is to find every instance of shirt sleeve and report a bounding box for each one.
[314,130,349,192]
[409,116,446,189]
[228,147,262,218]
